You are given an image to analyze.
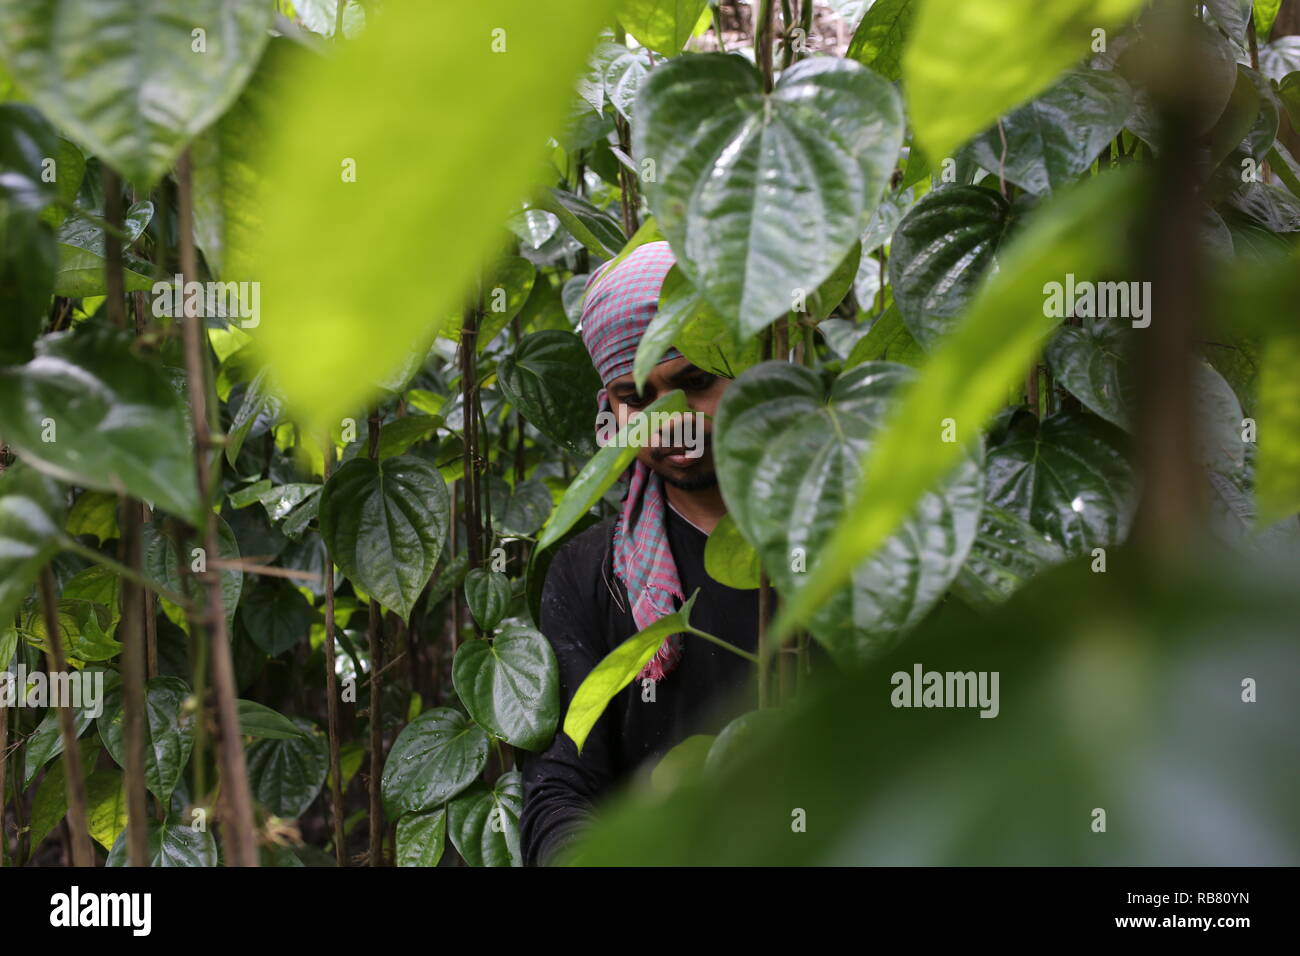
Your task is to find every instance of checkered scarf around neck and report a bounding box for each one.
[581,241,685,682]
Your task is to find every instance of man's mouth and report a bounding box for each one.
[652,442,709,467]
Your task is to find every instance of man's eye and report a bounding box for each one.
[683,374,716,391]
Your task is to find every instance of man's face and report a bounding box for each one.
[605,357,729,491]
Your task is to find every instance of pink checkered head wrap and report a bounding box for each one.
[578,240,685,682]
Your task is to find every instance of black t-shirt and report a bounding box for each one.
[519,505,761,866]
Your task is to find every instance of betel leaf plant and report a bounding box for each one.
[0,0,1298,871]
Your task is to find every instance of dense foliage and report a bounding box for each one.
[1,0,1298,867]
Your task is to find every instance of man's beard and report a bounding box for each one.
[657,467,718,491]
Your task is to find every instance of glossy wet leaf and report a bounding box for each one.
[0,0,273,189]
[539,188,625,259]
[396,807,447,867]
[452,624,559,751]
[1044,321,1134,430]
[0,327,199,523]
[716,362,983,666]
[775,170,1142,641]
[985,411,1137,558]
[246,718,329,818]
[498,331,602,457]
[107,815,218,867]
[381,707,490,815]
[636,54,904,336]
[318,455,450,622]
[951,503,1067,610]
[0,463,64,629]
[565,592,698,753]
[463,568,511,632]
[447,771,523,867]
[98,676,196,803]
[903,0,1146,161]
[536,389,688,551]
[888,186,1012,349]
[969,70,1134,195]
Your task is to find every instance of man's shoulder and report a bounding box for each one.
[550,514,617,581]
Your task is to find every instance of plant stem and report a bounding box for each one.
[176,150,260,867]
[757,570,771,707]
[756,0,776,93]
[686,627,759,664]
[38,569,94,867]
[114,500,152,865]
[0,695,6,867]
[322,439,346,867]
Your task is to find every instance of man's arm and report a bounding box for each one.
[519,538,622,866]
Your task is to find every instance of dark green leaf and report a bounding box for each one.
[238,577,315,657]
[246,717,328,818]
[463,568,511,631]
[381,707,490,814]
[0,463,64,629]
[497,330,602,457]
[237,699,310,740]
[447,770,522,867]
[98,676,195,803]
[395,807,447,867]
[951,503,1067,610]
[107,815,217,867]
[452,624,559,751]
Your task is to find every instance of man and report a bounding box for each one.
[519,241,761,866]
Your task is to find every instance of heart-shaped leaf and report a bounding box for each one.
[636,53,904,336]
[237,577,316,657]
[318,455,450,622]
[888,186,1013,349]
[381,707,490,815]
[539,188,625,259]
[0,0,273,188]
[1044,320,1135,430]
[463,568,511,631]
[715,361,984,667]
[498,331,602,457]
[984,410,1137,558]
[452,624,559,751]
[396,807,447,867]
[0,463,64,628]
[98,676,196,803]
[143,514,243,632]
[0,327,201,524]
[246,718,328,818]
[106,815,217,867]
[446,771,523,867]
[951,503,1067,610]
[486,476,553,537]
[969,70,1134,195]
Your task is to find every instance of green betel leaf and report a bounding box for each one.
[396,807,447,867]
[0,327,201,524]
[246,718,329,819]
[844,303,925,369]
[318,455,450,622]
[539,188,625,259]
[22,670,117,786]
[903,0,1146,162]
[888,186,1013,350]
[107,816,218,867]
[452,624,560,751]
[985,411,1137,558]
[143,514,243,632]
[85,768,128,850]
[446,771,523,867]
[381,707,490,815]
[1044,320,1135,430]
[0,203,56,367]
[498,330,603,457]
[246,0,617,435]
[463,568,511,632]
[951,503,1067,611]
[615,0,709,55]
[715,362,983,667]
[0,0,273,189]
[535,389,689,551]
[969,70,1134,195]
[846,0,916,82]
[486,476,553,537]
[0,463,64,629]
[237,699,310,741]
[237,576,316,657]
[773,170,1142,642]
[53,201,155,297]
[98,676,196,803]
[703,513,761,590]
[635,54,904,337]
[565,592,698,753]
